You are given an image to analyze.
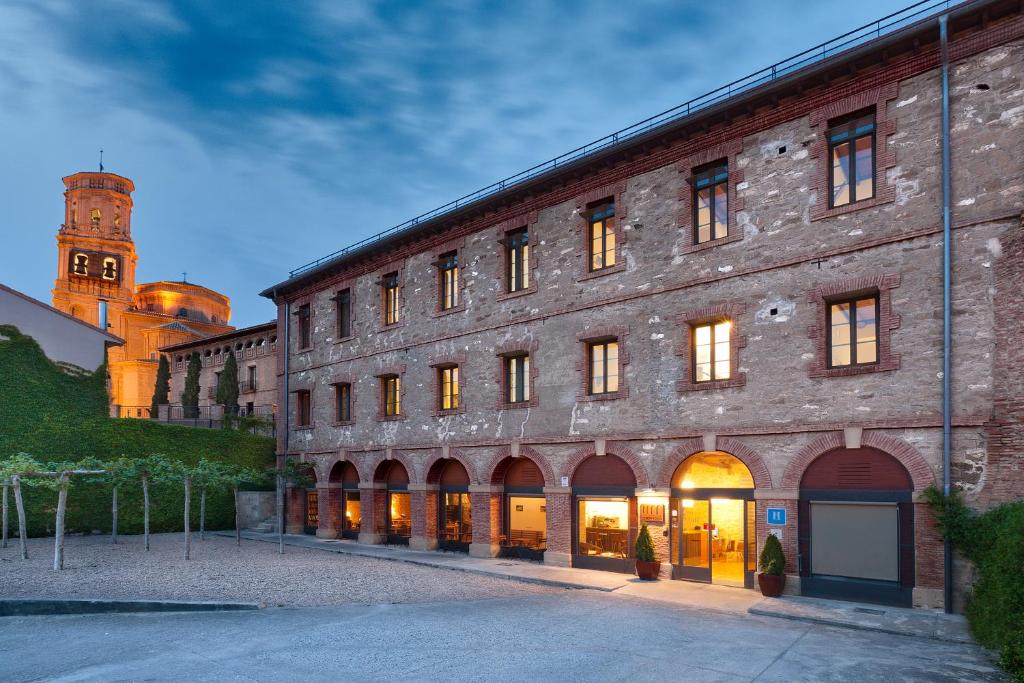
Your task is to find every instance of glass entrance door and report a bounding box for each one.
[676,498,754,586]
[710,498,745,587]
[439,492,472,552]
[677,499,711,582]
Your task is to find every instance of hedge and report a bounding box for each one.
[1,324,275,537]
[924,487,1024,681]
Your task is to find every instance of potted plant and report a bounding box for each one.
[757,533,786,597]
[635,522,661,580]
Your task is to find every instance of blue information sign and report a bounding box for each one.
[766,507,787,526]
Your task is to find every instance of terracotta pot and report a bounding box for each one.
[757,572,786,597]
[635,559,661,580]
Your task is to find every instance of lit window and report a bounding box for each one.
[828,296,878,367]
[296,390,311,426]
[693,162,728,244]
[438,252,459,310]
[382,375,401,416]
[438,366,459,411]
[578,498,628,558]
[693,321,731,382]
[336,289,352,338]
[296,304,311,349]
[506,229,530,292]
[505,354,530,404]
[382,273,399,325]
[335,382,352,422]
[588,202,616,272]
[829,111,875,208]
[588,340,619,395]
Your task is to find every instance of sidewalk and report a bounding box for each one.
[221,530,971,643]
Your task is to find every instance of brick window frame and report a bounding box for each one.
[494,339,539,409]
[374,365,407,421]
[576,325,630,401]
[574,181,627,281]
[292,386,314,429]
[429,352,467,416]
[431,236,467,317]
[332,284,355,344]
[291,296,314,352]
[330,373,355,426]
[807,274,901,378]
[495,211,539,301]
[809,83,898,222]
[375,260,406,331]
[677,141,745,253]
[676,303,747,392]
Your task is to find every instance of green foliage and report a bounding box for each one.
[150,355,171,417]
[216,352,239,413]
[635,522,656,562]
[181,351,201,418]
[759,533,785,576]
[924,487,1024,681]
[0,325,275,537]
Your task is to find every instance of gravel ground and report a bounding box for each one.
[0,533,559,606]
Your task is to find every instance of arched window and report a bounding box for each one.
[90,208,102,226]
[72,253,89,276]
[101,257,118,281]
[672,451,754,489]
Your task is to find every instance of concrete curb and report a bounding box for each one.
[0,598,261,617]
[747,605,973,644]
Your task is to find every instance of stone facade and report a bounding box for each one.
[263,6,1024,611]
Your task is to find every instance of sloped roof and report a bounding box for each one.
[0,282,124,345]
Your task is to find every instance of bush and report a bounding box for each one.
[635,522,656,561]
[924,487,1024,682]
[759,533,785,575]
[0,325,275,537]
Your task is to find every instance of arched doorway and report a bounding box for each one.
[430,459,472,552]
[572,454,637,573]
[375,460,411,545]
[799,447,914,606]
[670,452,755,587]
[498,457,546,561]
[330,461,361,540]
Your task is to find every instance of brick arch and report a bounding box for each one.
[781,431,935,491]
[370,450,417,484]
[287,454,321,485]
[656,437,773,489]
[561,444,650,488]
[485,445,556,487]
[422,448,478,485]
[325,456,362,484]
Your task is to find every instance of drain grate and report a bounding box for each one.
[853,607,886,615]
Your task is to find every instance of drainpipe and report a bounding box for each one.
[939,14,953,615]
[278,292,291,545]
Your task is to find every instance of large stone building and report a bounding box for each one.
[261,0,1023,610]
[50,170,234,415]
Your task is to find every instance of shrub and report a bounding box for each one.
[635,522,656,561]
[759,533,785,575]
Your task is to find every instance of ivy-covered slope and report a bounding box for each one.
[0,324,275,535]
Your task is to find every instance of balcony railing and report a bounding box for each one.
[239,379,258,393]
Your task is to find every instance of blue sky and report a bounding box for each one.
[0,0,901,327]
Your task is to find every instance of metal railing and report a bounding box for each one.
[288,0,964,279]
[239,379,258,393]
[115,406,152,419]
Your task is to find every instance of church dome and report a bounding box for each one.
[134,281,231,325]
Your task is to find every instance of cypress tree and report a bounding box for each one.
[150,354,171,418]
[181,351,201,418]
[216,351,240,415]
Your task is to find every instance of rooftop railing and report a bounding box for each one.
[288,0,966,279]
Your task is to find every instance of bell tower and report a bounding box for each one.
[51,171,138,329]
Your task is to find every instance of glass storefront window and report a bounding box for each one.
[305,490,318,530]
[746,500,757,573]
[577,498,629,558]
[508,496,546,550]
[344,491,361,533]
[673,452,754,489]
[442,492,472,544]
[681,499,709,568]
[388,491,411,538]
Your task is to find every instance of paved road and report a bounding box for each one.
[0,591,1004,682]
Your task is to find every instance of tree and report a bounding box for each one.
[116,455,174,552]
[635,522,656,562]
[181,351,201,419]
[0,454,43,560]
[216,352,240,416]
[150,354,171,418]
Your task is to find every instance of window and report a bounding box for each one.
[588,340,619,395]
[505,354,531,404]
[577,498,628,558]
[296,389,311,426]
[438,366,459,411]
[72,253,88,275]
[382,375,401,416]
[588,202,616,272]
[335,382,352,422]
[693,321,731,382]
[693,162,729,244]
[296,303,311,349]
[336,289,352,338]
[828,295,878,368]
[828,111,875,208]
[246,365,257,391]
[101,257,118,281]
[438,252,459,311]
[506,229,530,292]
[90,208,101,226]
[382,272,399,325]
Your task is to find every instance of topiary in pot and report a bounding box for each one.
[635,522,661,580]
[757,533,786,597]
